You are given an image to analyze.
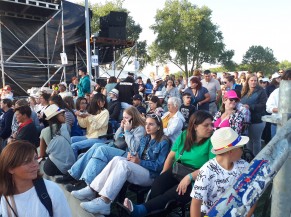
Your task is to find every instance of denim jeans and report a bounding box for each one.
[71,136,106,159]
[68,143,127,184]
[246,122,266,156]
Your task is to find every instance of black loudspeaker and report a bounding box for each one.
[99,27,126,40]
[99,11,127,29]
[98,47,114,64]
[107,11,127,27]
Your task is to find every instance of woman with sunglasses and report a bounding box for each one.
[0,141,72,216]
[122,110,215,217]
[71,114,171,215]
[213,90,245,135]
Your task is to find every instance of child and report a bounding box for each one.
[180,92,196,126]
[190,127,255,217]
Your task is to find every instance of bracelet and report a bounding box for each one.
[188,173,193,182]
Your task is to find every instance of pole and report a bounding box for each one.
[0,21,5,86]
[271,80,291,217]
[61,1,66,83]
[45,25,50,87]
[85,0,91,79]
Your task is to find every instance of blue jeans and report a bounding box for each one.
[68,143,127,184]
[71,136,106,159]
[246,122,266,156]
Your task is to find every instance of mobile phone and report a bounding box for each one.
[128,118,132,124]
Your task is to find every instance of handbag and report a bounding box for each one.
[114,134,127,149]
[172,149,195,181]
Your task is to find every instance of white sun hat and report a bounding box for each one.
[211,127,249,154]
[44,104,65,120]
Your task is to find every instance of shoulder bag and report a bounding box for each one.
[172,149,196,181]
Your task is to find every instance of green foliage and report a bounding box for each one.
[149,0,230,78]
[278,60,291,71]
[242,45,278,74]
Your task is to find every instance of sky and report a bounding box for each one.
[68,0,291,73]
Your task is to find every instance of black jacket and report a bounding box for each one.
[0,108,14,140]
[108,100,121,121]
[115,77,139,104]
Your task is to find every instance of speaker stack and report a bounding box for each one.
[99,11,127,40]
[98,46,114,64]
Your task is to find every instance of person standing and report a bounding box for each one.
[241,74,267,156]
[77,67,91,98]
[0,99,14,148]
[201,70,221,115]
[115,72,139,109]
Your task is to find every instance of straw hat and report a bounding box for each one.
[44,104,65,120]
[211,127,249,154]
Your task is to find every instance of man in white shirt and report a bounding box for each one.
[201,70,221,115]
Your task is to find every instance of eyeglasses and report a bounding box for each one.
[146,113,161,123]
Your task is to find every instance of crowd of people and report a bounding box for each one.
[0,66,290,216]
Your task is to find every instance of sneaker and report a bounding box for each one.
[55,173,75,184]
[65,180,87,192]
[80,197,111,215]
[71,186,96,201]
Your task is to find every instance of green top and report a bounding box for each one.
[171,130,215,169]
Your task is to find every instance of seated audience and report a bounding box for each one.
[0,140,72,216]
[213,90,245,134]
[39,104,75,176]
[70,93,109,158]
[190,127,255,217]
[161,97,185,143]
[123,111,215,217]
[180,92,196,127]
[71,115,171,215]
[108,88,121,122]
[55,107,145,192]
[9,105,39,147]
[132,94,146,115]
[146,95,164,117]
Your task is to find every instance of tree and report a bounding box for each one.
[278,60,291,71]
[148,0,231,78]
[242,45,278,74]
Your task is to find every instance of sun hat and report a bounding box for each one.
[44,104,65,120]
[224,90,240,100]
[211,127,249,154]
[109,88,119,96]
[271,72,281,80]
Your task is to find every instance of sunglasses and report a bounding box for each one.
[228,98,238,102]
[146,113,161,123]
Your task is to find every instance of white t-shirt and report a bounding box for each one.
[190,158,249,214]
[0,179,72,217]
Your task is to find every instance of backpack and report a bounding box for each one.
[33,178,53,216]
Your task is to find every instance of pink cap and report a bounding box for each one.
[224,90,240,100]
